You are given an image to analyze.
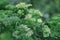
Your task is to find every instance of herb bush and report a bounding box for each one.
[0,0,51,40]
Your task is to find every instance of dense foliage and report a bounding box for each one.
[0,0,51,40]
[46,14,60,40]
[0,0,60,40]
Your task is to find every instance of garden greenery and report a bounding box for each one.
[47,14,60,39]
[0,0,60,40]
